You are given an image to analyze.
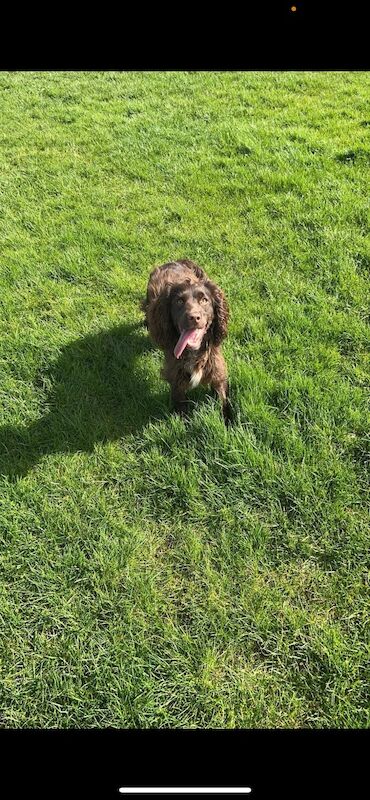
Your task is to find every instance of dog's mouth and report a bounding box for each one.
[174,326,206,359]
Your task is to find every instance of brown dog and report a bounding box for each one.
[141,259,232,424]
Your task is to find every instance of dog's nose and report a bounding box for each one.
[187,312,201,325]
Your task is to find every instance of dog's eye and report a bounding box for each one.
[176,298,184,306]
[200,296,209,304]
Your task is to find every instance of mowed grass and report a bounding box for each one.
[0,71,369,728]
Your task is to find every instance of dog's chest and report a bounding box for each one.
[183,352,209,389]
[189,367,203,389]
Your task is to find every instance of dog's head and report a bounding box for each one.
[151,277,229,358]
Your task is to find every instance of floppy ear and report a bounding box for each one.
[207,281,229,345]
[148,285,177,350]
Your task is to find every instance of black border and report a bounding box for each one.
[1,729,368,799]
[2,2,370,70]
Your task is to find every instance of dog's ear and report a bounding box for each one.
[149,285,177,350]
[207,281,229,345]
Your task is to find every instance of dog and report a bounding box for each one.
[141,259,232,425]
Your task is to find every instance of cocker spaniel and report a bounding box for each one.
[141,259,232,425]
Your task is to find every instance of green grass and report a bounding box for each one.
[0,71,369,728]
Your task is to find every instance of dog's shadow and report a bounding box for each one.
[0,322,170,479]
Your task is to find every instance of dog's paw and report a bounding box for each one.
[173,400,191,420]
[223,399,234,427]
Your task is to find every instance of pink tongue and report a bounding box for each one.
[174,329,196,359]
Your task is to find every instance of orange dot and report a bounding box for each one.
[291,5,297,10]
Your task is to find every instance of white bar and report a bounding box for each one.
[119,790,252,795]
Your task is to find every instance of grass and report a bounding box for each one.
[0,71,369,728]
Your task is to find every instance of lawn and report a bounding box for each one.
[0,71,369,728]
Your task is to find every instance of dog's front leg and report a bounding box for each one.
[212,379,233,427]
[170,382,190,418]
